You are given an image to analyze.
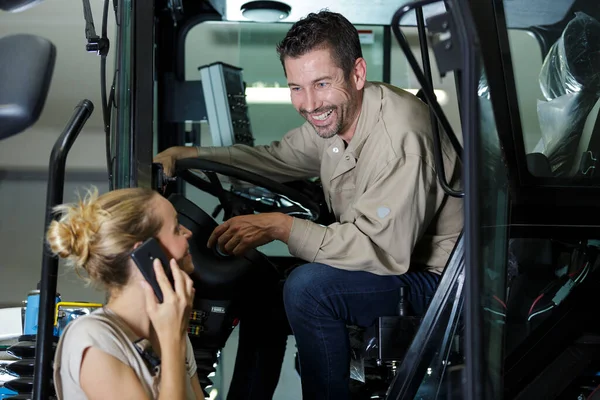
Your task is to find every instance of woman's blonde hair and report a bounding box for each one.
[46,186,162,290]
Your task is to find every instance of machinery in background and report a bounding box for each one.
[199,62,255,147]
[0,289,102,399]
[1,2,59,398]
[53,302,103,337]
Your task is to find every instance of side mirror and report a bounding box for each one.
[0,34,56,140]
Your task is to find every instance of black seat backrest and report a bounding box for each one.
[0,34,55,140]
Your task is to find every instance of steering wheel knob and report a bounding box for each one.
[214,244,230,258]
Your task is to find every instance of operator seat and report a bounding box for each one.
[531,12,600,178]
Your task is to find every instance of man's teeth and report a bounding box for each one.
[312,110,333,121]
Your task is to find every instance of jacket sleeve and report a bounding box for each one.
[196,123,321,182]
[287,154,437,275]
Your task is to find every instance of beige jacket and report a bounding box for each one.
[196,82,463,275]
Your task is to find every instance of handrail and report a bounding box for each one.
[391,0,464,198]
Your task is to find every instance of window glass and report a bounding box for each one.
[507,5,600,183]
[507,30,545,153]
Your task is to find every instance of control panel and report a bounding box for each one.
[199,62,255,147]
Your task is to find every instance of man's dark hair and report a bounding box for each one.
[276,11,363,79]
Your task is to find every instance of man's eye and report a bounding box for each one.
[317,82,329,88]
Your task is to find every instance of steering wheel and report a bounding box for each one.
[174,158,322,221]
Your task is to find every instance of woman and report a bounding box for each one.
[46,187,204,399]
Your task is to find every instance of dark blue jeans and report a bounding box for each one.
[227,262,440,400]
[283,263,440,400]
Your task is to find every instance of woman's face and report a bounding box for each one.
[153,196,194,274]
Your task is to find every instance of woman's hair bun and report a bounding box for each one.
[46,188,108,269]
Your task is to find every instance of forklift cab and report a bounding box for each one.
[21,0,600,399]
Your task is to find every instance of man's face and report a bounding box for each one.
[284,48,365,139]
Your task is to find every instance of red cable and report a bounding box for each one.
[493,295,507,309]
[587,383,600,400]
[569,261,589,278]
[528,294,544,316]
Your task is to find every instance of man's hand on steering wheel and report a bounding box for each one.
[207,213,293,256]
[154,146,199,177]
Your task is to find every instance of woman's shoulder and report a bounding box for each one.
[54,310,154,399]
[55,308,143,384]
[57,307,137,357]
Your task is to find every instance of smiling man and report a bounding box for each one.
[154,10,463,400]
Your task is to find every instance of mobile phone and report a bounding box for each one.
[130,238,173,303]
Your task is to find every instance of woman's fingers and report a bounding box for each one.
[149,257,194,305]
[153,258,175,301]
[159,259,192,307]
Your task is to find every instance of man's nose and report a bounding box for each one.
[184,226,192,238]
[303,89,321,113]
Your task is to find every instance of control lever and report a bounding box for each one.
[152,163,177,192]
[397,286,409,316]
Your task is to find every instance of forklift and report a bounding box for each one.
[2,0,600,399]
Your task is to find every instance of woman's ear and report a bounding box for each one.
[131,241,143,251]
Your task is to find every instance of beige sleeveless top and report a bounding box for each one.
[53,307,198,399]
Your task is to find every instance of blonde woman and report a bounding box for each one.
[47,187,204,399]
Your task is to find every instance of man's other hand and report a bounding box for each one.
[153,146,199,177]
[207,213,293,256]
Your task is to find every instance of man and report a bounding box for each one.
[155,10,463,399]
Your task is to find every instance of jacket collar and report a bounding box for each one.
[346,82,382,159]
[326,82,383,181]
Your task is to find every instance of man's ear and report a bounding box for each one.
[352,57,367,91]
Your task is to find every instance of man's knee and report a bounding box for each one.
[283,263,329,316]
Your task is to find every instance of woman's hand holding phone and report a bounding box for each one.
[141,258,195,355]
[141,259,196,399]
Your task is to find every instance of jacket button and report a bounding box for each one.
[333,147,339,153]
